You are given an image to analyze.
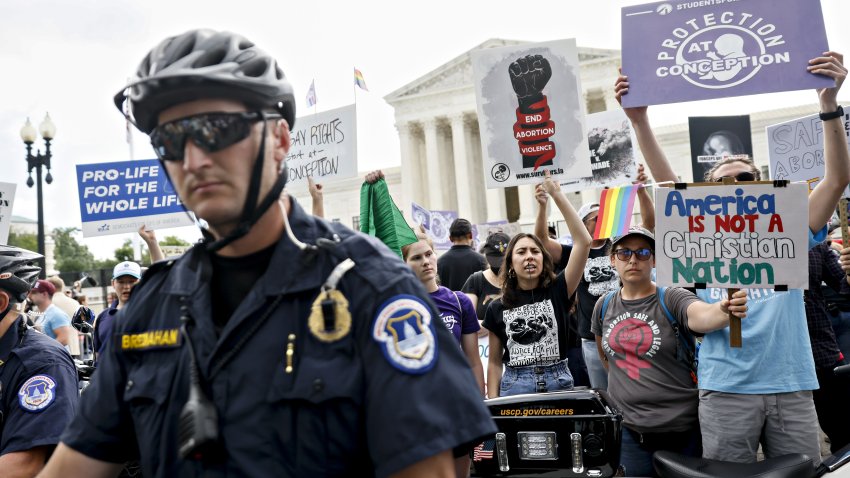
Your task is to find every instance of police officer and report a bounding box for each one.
[0,246,78,476]
[41,29,496,477]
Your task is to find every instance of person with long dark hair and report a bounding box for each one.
[483,173,591,398]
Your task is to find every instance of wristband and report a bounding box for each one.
[819,105,844,122]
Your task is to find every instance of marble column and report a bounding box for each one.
[396,122,421,214]
[422,119,443,210]
[449,113,472,219]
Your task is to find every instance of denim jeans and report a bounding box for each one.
[499,359,573,396]
[582,338,608,391]
[620,426,701,477]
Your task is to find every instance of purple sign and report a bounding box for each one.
[429,210,458,250]
[621,0,832,107]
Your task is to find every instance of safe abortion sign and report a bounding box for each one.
[654,183,808,289]
[76,159,193,237]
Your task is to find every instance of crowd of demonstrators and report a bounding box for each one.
[806,240,850,453]
[91,261,142,363]
[0,246,79,477]
[484,172,592,398]
[26,280,74,349]
[536,164,655,391]
[616,51,850,466]
[590,227,748,476]
[437,219,487,291]
[40,29,496,478]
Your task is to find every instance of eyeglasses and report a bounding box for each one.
[149,111,280,162]
[614,248,653,262]
[713,171,756,182]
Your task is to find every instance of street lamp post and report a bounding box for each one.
[20,113,57,279]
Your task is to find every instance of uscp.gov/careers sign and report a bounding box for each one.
[621,0,833,107]
[654,183,808,289]
[76,159,194,237]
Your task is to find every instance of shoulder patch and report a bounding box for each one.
[18,375,57,412]
[372,295,438,374]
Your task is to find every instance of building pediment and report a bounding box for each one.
[385,38,620,104]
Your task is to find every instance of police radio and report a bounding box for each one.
[177,313,220,461]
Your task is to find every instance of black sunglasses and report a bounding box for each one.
[614,248,653,262]
[713,171,756,182]
[149,111,280,162]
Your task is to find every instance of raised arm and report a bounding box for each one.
[138,226,164,263]
[634,164,655,232]
[540,172,591,298]
[308,176,325,218]
[685,289,748,334]
[534,184,564,263]
[615,70,678,184]
[807,52,849,233]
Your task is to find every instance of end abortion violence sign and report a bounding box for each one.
[654,183,808,289]
[621,0,832,107]
[76,159,193,238]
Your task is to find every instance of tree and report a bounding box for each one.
[52,227,96,274]
[7,231,38,251]
[160,235,191,247]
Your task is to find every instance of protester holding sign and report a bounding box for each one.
[483,172,591,398]
[616,51,850,465]
[590,226,747,477]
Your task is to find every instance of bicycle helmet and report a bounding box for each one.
[115,29,296,252]
[0,245,42,303]
[115,29,295,134]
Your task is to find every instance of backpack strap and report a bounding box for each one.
[599,290,617,320]
[657,286,698,384]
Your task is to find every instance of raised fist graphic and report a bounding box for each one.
[509,55,552,104]
[510,54,556,170]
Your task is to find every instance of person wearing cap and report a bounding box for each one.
[27,280,74,348]
[91,261,141,363]
[42,29,495,478]
[483,172,591,398]
[437,218,487,291]
[462,232,511,327]
[616,52,849,464]
[590,226,748,476]
[535,164,655,391]
[0,246,79,477]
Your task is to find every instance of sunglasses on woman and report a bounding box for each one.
[712,171,756,182]
[614,248,653,262]
[149,111,281,162]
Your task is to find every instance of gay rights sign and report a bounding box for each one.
[654,183,808,289]
[76,159,193,237]
[621,0,832,107]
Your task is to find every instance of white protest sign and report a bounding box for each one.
[766,111,850,196]
[285,104,357,189]
[561,109,638,192]
[160,245,190,258]
[76,159,194,238]
[0,182,17,244]
[654,183,809,289]
[471,39,591,189]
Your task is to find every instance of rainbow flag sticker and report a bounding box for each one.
[593,185,640,240]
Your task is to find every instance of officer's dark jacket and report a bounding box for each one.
[62,199,496,477]
[1,317,79,456]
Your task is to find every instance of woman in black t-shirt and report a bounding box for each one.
[483,174,591,398]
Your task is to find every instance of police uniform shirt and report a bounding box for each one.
[61,198,497,478]
[0,317,79,456]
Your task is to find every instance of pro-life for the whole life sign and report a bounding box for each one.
[654,183,809,289]
[76,159,194,237]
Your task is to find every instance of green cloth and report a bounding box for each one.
[360,178,418,259]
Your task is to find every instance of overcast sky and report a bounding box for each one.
[2,0,849,260]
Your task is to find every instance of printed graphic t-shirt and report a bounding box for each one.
[560,243,620,339]
[429,286,480,344]
[461,271,502,323]
[591,287,699,433]
[483,271,573,367]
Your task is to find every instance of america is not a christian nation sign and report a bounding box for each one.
[620,0,833,107]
